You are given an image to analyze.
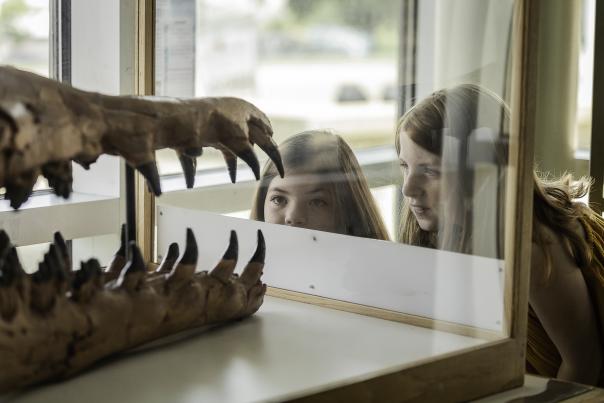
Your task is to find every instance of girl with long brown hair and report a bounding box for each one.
[396,84,604,385]
[251,130,389,241]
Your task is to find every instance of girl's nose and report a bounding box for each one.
[285,204,307,227]
[402,173,424,198]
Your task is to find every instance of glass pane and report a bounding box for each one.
[154,0,516,347]
[0,0,49,75]
[1,0,125,273]
[0,0,51,194]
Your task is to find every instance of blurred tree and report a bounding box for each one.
[0,0,33,43]
[288,0,400,32]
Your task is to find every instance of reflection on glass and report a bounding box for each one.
[396,84,508,258]
[250,131,389,240]
[155,0,399,173]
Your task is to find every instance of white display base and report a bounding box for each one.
[5,297,487,403]
[157,206,505,331]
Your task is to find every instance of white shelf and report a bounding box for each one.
[7,296,488,403]
[0,192,120,246]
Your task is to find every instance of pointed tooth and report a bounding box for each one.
[32,261,52,283]
[0,260,14,287]
[42,160,73,199]
[72,259,102,302]
[116,223,127,258]
[117,242,146,291]
[53,231,71,270]
[107,224,128,274]
[123,242,146,275]
[240,230,265,289]
[221,150,237,183]
[156,242,179,273]
[258,138,284,178]
[165,230,198,289]
[210,231,238,282]
[0,230,11,261]
[47,244,67,286]
[6,183,33,209]
[74,155,99,170]
[179,228,198,266]
[222,231,238,261]
[235,148,260,180]
[30,261,57,313]
[184,147,203,157]
[0,253,19,320]
[1,247,26,304]
[72,261,91,290]
[76,160,91,170]
[5,247,24,277]
[178,153,197,188]
[136,161,162,196]
[5,168,38,209]
[250,230,265,264]
[249,119,284,178]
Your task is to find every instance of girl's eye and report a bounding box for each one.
[423,167,441,177]
[270,195,287,206]
[309,198,328,208]
[399,162,408,171]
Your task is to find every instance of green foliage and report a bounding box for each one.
[288,0,400,32]
[268,0,400,57]
[0,0,35,43]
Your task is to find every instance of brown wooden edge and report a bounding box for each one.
[287,339,522,403]
[589,1,604,215]
[134,0,155,262]
[283,0,539,401]
[267,287,503,341]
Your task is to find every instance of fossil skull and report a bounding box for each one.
[0,66,284,208]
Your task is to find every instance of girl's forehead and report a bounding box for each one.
[398,132,441,164]
[268,173,334,190]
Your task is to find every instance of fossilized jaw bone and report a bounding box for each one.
[0,227,267,393]
[0,66,284,208]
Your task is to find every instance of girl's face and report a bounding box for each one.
[263,173,340,233]
[398,132,442,232]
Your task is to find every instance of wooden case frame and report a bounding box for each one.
[134,0,540,401]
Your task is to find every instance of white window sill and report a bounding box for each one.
[0,192,121,246]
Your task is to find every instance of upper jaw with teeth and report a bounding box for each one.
[0,66,284,209]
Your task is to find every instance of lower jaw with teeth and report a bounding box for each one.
[0,226,267,393]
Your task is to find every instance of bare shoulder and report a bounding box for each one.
[531,218,585,284]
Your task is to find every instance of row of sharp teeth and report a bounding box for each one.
[1,142,283,210]
[0,227,266,322]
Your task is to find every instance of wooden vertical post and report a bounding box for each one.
[134,0,155,262]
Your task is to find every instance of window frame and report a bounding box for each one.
[0,0,132,264]
[589,1,604,215]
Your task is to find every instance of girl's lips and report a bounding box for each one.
[412,206,429,215]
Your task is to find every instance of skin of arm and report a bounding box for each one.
[529,223,602,384]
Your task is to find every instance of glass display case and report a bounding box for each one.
[142,0,537,401]
[0,0,544,402]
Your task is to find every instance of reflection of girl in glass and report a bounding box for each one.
[396,83,604,385]
[250,130,389,241]
[396,84,509,257]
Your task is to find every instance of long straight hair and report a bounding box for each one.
[251,130,389,241]
[395,84,509,258]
